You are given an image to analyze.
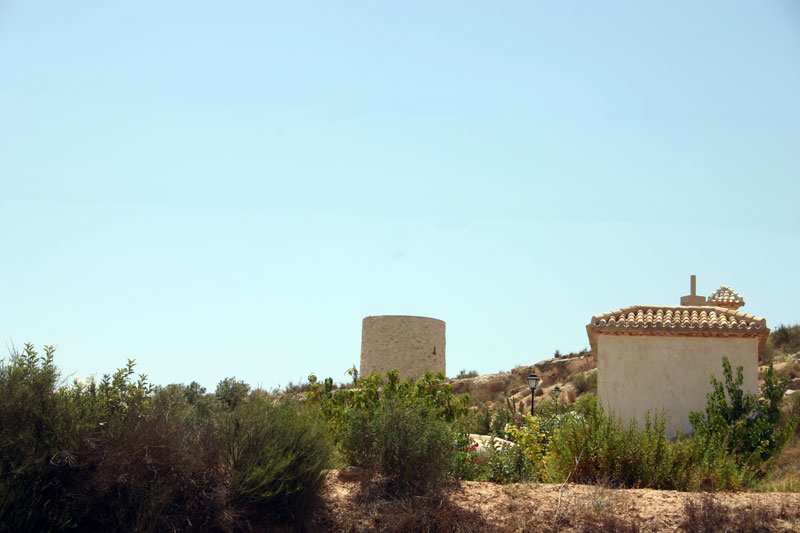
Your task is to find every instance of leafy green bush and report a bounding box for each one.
[342,397,453,494]
[1,345,335,531]
[215,376,251,410]
[0,344,81,531]
[547,395,695,489]
[690,356,797,472]
[222,398,332,524]
[311,369,469,444]
[0,347,220,531]
[376,399,453,493]
[449,432,484,481]
[313,369,465,494]
[65,360,225,531]
[463,413,551,484]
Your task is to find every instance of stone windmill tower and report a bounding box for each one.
[360,315,446,380]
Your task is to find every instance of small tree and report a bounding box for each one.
[689,356,797,469]
[215,377,250,410]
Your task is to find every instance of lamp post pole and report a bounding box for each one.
[527,373,540,415]
[552,385,561,414]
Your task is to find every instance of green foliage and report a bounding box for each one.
[449,432,484,481]
[75,398,224,531]
[0,344,78,531]
[0,345,334,531]
[481,413,550,484]
[347,398,453,494]
[224,398,332,524]
[311,369,469,440]
[215,376,251,410]
[783,392,800,437]
[569,370,597,394]
[451,413,552,484]
[762,324,800,362]
[690,357,797,472]
[464,402,492,435]
[543,359,797,490]
[317,370,466,494]
[547,394,697,489]
[6,344,800,530]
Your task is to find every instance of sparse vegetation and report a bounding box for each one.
[4,344,800,531]
[763,323,800,363]
[680,494,788,533]
[570,370,598,394]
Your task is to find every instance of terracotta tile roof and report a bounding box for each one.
[586,305,769,357]
[707,285,745,305]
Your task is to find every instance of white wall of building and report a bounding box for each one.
[597,335,758,437]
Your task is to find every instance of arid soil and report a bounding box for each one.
[314,471,800,532]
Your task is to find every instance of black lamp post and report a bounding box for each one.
[552,386,561,401]
[527,372,540,414]
[552,386,561,413]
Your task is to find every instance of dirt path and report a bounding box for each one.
[315,472,800,532]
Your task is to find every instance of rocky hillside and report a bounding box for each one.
[447,347,800,412]
[447,351,597,411]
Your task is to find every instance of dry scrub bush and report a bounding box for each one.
[223,398,332,526]
[569,370,597,395]
[763,324,800,363]
[342,398,453,495]
[680,494,797,533]
[0,345,335,532]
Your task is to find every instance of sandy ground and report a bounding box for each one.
[313,471,800,532]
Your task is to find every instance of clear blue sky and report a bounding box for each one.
[2,1,799,391]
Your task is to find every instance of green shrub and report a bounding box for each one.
[763,324,800,362]
[312,369,468,495]
[689,357,796,471]
[569,370,597,395]
[342,398,453,495]
[65,362,225,531]
[75,408,224,531]
[215,376,251,410]
[783,392,800,437]
[0,344,80,531]
[477,413,550,484]
[223,398,332,525]
[449,432,485,481]
[771,324,800,354]
[312,369,468,445]
[547,395,693,489]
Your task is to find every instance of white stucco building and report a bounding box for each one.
[586,277,769,437]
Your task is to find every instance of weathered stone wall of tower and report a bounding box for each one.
[360,315,446,380]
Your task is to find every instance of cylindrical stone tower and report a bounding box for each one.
[360,315,446,380]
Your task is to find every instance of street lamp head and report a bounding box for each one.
[552,386,561,400]
[527,373,540,391]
